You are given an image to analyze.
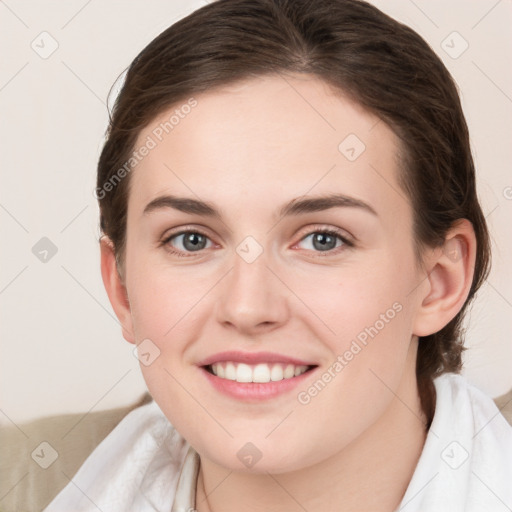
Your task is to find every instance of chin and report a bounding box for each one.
[195,434,320,475]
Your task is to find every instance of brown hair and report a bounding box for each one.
[97,0,491,428]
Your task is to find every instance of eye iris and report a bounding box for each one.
[183,232,206,251]
[313,232,337,251]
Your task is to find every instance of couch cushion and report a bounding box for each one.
[494,388,512,425]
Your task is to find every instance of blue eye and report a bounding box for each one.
[296,229,351,255]
[162,229,212,257]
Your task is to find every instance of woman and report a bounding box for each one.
[44,0,512,510]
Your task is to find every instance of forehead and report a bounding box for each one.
[129,73,407,220]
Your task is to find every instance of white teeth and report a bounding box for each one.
[284,364,295,379]
[225,362,237,381]
[236,363,253,383]
[209,362,310,383]
[270,365,283,381]
[253,363,271,383]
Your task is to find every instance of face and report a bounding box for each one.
[120,73,426,472]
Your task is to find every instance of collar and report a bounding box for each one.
[171,444,201,512]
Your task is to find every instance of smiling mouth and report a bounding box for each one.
[203,362,318,383]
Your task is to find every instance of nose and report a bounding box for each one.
[215,246,289,335]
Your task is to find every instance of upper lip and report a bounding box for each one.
[197,351,317,367]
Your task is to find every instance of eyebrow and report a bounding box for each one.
[142,193,378,219]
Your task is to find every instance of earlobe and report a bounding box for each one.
[412,219,477,337]
[99,236,136,344]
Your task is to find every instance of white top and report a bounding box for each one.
[43,373,512,512]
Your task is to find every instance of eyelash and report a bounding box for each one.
[160,225,354,258]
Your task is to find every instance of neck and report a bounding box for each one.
[195,341,428,512]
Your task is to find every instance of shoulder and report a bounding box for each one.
[84,398,190,474]
[121,398,187,456]
[398,373,512,511]
[434,372,512,429]
[43,399,190,511]
[432,372,512,468]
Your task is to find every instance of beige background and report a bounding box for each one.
[1,0,511,425]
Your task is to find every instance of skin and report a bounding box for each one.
[100,73,476,512]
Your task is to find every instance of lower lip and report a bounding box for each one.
[199,366,317,401]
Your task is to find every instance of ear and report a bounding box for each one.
[412,219,477,337]
[100,236,135,344]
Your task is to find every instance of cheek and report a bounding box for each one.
[288,256,415,405]
[126,264,206,428]
[126,251,206,341]
[290,285,412,463]
[289,256,409,343]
